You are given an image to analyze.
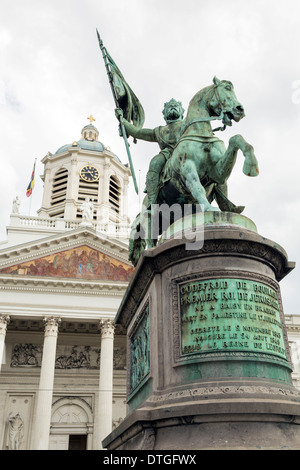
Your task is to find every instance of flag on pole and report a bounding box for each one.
[96,30,145,130]
[96,29,143,194]
[26,160,36,197]
[105,49,145,130]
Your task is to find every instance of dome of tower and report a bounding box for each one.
[55,117,105,154]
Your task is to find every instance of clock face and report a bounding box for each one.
[80,165,100,182]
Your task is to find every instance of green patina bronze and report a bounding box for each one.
[116,98,185,208]
[96,32,259,265]
[180,278,286,360]
[124,77,259,265]
[96,33,259,265]
[160,211,258,243]
[129,306,150,394]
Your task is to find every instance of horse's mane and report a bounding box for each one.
[189,84,214,104]
[189,80,233,106]
[187,84,215,118]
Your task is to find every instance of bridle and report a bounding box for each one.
[182,84,227,135]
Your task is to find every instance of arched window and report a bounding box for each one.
[51,168,68,209]
[109,175,120,216]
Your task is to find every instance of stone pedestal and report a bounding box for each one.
[103,212,300,450]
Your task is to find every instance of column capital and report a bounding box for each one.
[0,315,10,335]
[99,319,115,339]
[43,316,61,337]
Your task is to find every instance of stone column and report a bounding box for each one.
[97,160,111,225]
[65,155,79,219]
[32,316,61,450]
[97,319,115,449]
[122,175,129,221]
[0,315,10,372]
[101,160,111,205]
[40,165,51,209]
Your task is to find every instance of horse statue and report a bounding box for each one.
[128,77,259,266]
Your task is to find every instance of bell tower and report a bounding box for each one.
[38,117,131,227]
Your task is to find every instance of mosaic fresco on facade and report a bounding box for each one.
[0,245,134,281]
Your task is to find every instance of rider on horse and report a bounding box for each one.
[116,97,244,214]
[116,99,185,207]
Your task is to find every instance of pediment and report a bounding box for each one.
[0,227,134,282]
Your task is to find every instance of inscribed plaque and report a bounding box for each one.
[180,278,287,360]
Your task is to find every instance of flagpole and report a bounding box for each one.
[27,158,37,216]
[96,29,139,194]
[28,193,32,216]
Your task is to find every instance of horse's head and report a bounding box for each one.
[209,77,245,127]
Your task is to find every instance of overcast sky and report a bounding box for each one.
[1,0,299,314]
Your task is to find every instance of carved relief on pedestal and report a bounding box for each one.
[129,304,150,394]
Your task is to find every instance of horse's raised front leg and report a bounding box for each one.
[181,159,219,211]
[229,134,259,177]
[213,134,259,182]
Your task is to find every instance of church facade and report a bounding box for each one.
[0,119,133,450]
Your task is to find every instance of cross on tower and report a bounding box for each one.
[87,115,95,125]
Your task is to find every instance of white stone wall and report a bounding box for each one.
[286,315,300,389]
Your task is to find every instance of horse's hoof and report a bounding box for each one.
[232,205,245,214]
[243,160,259,177]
